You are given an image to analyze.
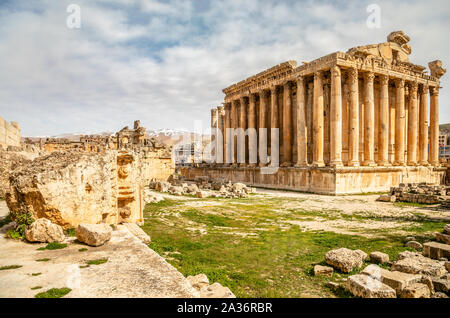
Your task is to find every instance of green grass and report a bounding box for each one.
[140,198,414,298]
[64,228,76,237]
[37,242,67,250]
[35,258,50,262]
[0,197,4,201]
[34,287,71,298]
[31,273,41,276]
[0,265,22,270]
[393,201,433,208]
[31,286,42,290]
[86,258,108,265]
[79,265,89,269]
[78,248,88,252]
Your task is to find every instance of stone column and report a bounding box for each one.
[430,86,440,166]
[363,72,376,166]
[231,99,239,166]
[210,108,218,164]
[348,68,359,166]
[259,90,268,167]
[217,106,224,164]
[295,76,307,166]
[306,82,314,164]
[330,66,343,167]
[238,96,247,166]
[270,85,279,167]
[419,84,429,165]
[407,82,419,165]
[394,79,405,165]
[313,71,325,167]
[224,103,231,164]
[248,93,257,166]
[378,75,389,166]
[282,81,292,166]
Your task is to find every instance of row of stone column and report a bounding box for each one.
[211,66,440,167]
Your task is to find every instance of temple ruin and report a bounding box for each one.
[0,116,21,150]
[182,31,447,194]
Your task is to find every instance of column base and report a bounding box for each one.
[377,161,391,167]
[312,161,325,168]
[348,161,360,167]
[258,162,268,168]
[330,161,343,168]
[280,162,292,167]
[419,161,429,166]
[430,161,440,167]
[393,162,406,166]
[248,163,257,168]
[294,162,309,168]
[406,161,418,166]
[362,160,377,167]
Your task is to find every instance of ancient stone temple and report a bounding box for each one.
[182,31,447,194]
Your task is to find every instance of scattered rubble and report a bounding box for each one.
[369,251,389,264]
[186,274,235,298]
[405,241,423,250]
[151,175,256,199]
[378,183,450,205]
[314,265,334,277]
[76,223,112,247]
[324,248,367,273]
[25,218,65,243]
[346,274,396,298]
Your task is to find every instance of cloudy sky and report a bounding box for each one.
[0,0,449,137]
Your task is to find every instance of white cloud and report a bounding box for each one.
[0,0,449,136]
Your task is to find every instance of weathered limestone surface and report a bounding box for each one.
[346,274,396,298]
[76,224,112,247]
[369,251,389,264]
[361,264,421,293]
[187,274,236,298]
[392,251,447,276]
[120,223,150,244]
[6,150,143,229]
[0,150,34,198]
[423,241,450,260]
[399,283,430,298]
[314,265,334,276]
[324,248,367,273]
[0,117,20,150]
[25,218,65,243]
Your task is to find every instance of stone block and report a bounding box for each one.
[435,232,450,245]
[444,224,450,235]
[314,265,334,277]
[325,248,367,273]
[361,264,421,293]
[392,252,447,276]
[405,241,422,250]
[76,223,112,247]
[422,241,450,260]
[399,283,430,298]
[431,277,449,293]
[370,251,389,264]
[346,274,396,298]
[25,218,65,243]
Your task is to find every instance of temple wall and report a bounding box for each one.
[180,166,445,195]
[0,117,20,150]
[140,154,174,184]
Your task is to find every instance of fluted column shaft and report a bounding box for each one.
[282,82,292,166]
[295,76,307,166]
[394,79,405,165]
[270,86,279,167]
[313,71,325,167]
[224,103,232,164]
[378,75,389,165]
[363,72,376,166]
[430,86,440,166]
[259,90,269,166]
[348,68,359,166]
[217,106,224,164]
[407,82,419,165]
[210,108,218,163]
[231,99,239,165]
[330,66,342,167]
[419,85,429,165]
[238,96,247,166]
[248,94,257,166]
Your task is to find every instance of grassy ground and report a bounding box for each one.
[140,194,446,298]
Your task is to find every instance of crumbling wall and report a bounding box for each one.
[0,117,21,150]
[6,150,143,229]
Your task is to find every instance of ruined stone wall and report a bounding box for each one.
[141,155,174,184]
[6,150,143,228]
[0,117,20,150]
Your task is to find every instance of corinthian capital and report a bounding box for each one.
[409,82,418,94]
[364,72,375,83]
[430,86,439,96]
[331,65,341,78]
[379,75,389,86]
[348,68,358,84]
[394,78,405,88]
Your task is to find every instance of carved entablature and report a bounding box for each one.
[222,31,444,101]
[223,61,297,100]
